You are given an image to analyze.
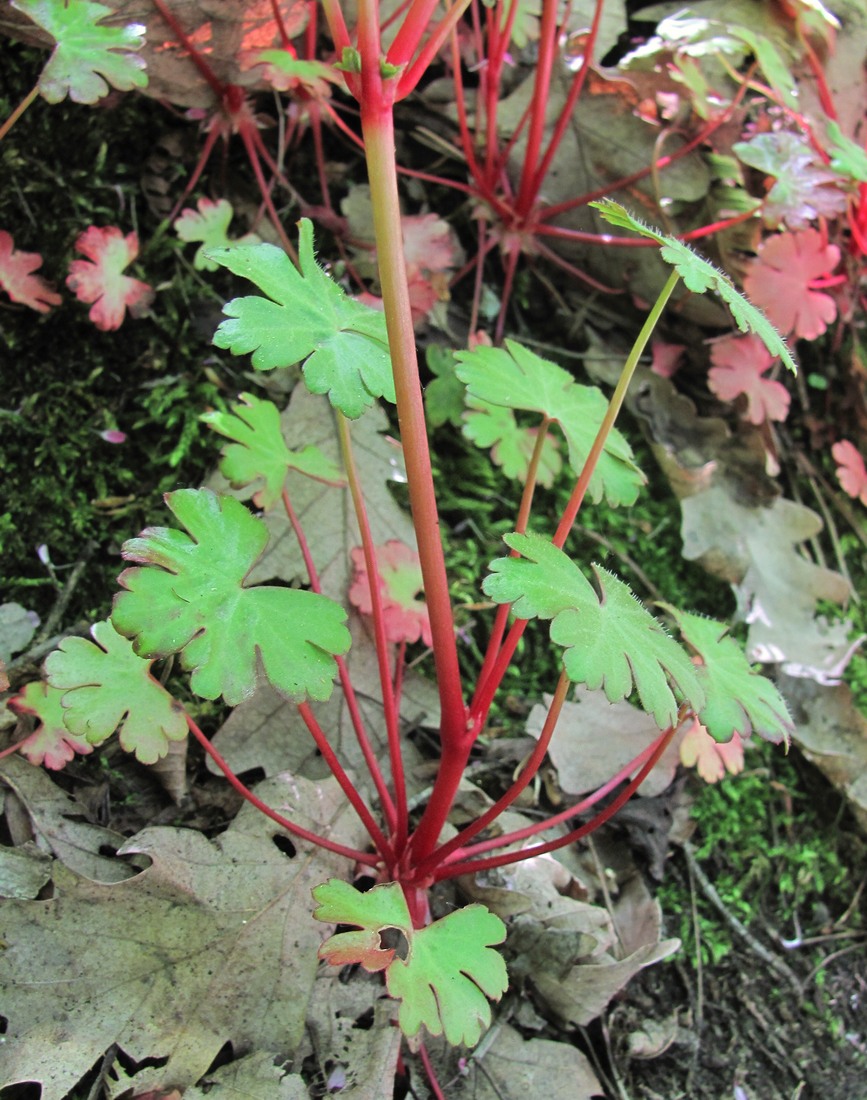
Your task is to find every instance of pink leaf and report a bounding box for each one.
[9,681,93,770]
[679,720,744,784]
[402,214,458,273]
[832,440,867,505]
[742,230,841,340]
[348,541,432,647]
[66,226,154,331]
[0,230,62,313]
[650,340,685,379]
[707,334,791,425]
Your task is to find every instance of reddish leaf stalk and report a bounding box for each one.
[185,713,379,865]
[336,411,409,851]
[432,720,681,880]
[415,669,570,878]
[282,487,398,833]
[297,701,395,859]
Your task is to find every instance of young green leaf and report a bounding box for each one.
[208,220,395,418]
[112,488,351,705]
[463,400,563,487]
[12,0,147,104]
[44,620,187,764]
[202,392,345,510]
[455,341,644,506]
[664,607,794,745]
[590,199,796,373]
[484,532,704,727]
[174,198,260,271]
[313,879,508,1047]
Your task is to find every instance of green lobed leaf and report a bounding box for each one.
[825,122,867,183]
[484,533,704,727]
[455,340,644,506]
[590,199,796,374]
[664,607,794,745]
[174,198,260,272]
[208,220,395,418]
[462,400,563,487]
[44,620,187,764]
[202,392,345,510]
[12,0,147,104]
[313,879,508,1047]
[112,489,351,706]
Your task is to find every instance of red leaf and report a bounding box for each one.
[832,440,867,505]
[9,681,93,771]
[348,541,432,646]
[66,226,154,331]
[742,229,841,340]
[679,719,744,784]
[707,334,791,425]
[0,230,62,313]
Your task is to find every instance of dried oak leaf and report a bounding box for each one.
[742,229,841,341]
[0,773,364,1100]
[707,333,790,425]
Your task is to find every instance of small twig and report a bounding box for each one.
[803,941,867,990]
[31,541,96,648]
[680,842,803,996]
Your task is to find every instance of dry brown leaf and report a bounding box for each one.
[681,485,857,681]
[532,937,680,1027]
[464,1023,603,1099]
[0,772,366,1099]
[0,754,145,883]
[778,673,867,832]
[526,685,683,798]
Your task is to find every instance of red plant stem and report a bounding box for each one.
[470,269,680,729]
[360,65,469,866]
[419,1041,447,1100]
[322,100,368,151]
[0,736,30,761]
[397,0,475,100]
[524,0,605,212]
[797,24,837,119]
[415,670,569,877]
[452,725,671,859]
[449,26,487,190]
[432,722,679,880]
[515,0,560,209]
[151,0,225,100]
[282,487,397,832]
[269,0,294,49]
[336,412,409,851]
[320,0,353,55]
[185,713,379,865]
[515,416,550,533]
[537,85,750,224]
[241,127,300,261]
[386,0,442,68]
[466,416,550,713]
[494,239,521,342]
[0,83,38,143]
[297,702,395,859]
[168,124,222,223]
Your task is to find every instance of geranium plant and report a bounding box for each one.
[7,0,850,1095]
